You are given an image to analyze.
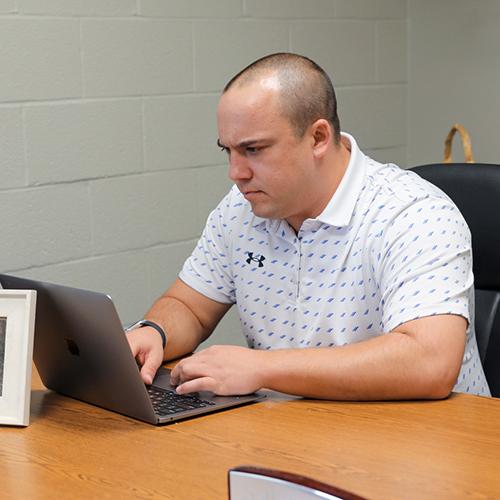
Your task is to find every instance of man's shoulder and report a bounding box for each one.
[364,157,454,207]
[358,157,469,247]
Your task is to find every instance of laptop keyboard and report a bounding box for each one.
[148,386,216,416]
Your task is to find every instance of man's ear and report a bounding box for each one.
[310,119,331,159]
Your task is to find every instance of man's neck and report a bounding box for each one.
[286,137,352,233]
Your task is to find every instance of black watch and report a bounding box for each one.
[126,320,167,349]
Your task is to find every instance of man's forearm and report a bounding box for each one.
[144,295,209,361]
[258,327,463,400]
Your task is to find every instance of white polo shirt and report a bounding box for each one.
[180,133,490,396]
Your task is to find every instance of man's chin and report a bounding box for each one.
[242,193,282,219]
[248,202,278,220]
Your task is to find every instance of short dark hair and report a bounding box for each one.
[223,53,341,143]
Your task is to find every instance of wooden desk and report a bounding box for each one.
[2,369,499,499]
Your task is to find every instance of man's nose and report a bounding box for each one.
[228,152,252,182]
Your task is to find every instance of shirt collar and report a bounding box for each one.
[253,132,366,234]
[315,132,366,228]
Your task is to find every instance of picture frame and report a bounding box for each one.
[0,290,37,426]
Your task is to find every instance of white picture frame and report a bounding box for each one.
[0,290,37,426]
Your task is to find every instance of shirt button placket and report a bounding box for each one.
[296,236,302,302]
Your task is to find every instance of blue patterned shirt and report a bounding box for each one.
[180,133,490,396]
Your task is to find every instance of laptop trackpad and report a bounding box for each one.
[152,366,174,390]
[151,367,217,401]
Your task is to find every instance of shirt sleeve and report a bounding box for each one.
[376,196,473,333]
[179,192,236,304]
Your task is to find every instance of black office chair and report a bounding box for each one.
[411,162,500,397]
[228,466,366,500]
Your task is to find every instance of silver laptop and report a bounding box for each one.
[0,274,264,425]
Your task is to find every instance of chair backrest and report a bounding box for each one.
[411,163,500,397]
[228,466,366,500]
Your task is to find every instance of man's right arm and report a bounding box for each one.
[126,278,231,384]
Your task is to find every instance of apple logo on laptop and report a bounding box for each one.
[64,337,80,356]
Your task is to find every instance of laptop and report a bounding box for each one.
[0,274,264,425]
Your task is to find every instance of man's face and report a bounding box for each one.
[216,79,320,230]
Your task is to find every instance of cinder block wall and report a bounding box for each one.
[408,0,500,166]
[0,0,407,345]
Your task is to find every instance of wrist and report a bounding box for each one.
[253,348,273,390]
[126,319,167,350]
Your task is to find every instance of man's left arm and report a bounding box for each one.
[170,313,466,399]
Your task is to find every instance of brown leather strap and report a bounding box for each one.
[444,123,475,163]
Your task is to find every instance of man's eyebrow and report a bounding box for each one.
[237,139,261,148]
[217,138,265,150]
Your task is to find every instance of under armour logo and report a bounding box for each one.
[246,252,266,267]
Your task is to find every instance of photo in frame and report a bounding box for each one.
[0,290,36,426]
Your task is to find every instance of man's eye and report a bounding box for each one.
[246,147,258,154]
[220,146,229,154]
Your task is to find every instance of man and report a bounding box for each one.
[127,53,490,399]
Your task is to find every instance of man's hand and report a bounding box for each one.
[170,345,266,395]
[126,326,164,385]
